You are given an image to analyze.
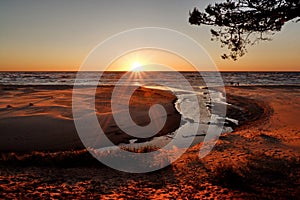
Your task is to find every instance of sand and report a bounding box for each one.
[0,85,180,151]
[0,85,300,199]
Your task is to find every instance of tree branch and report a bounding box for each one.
[189,0,300,60]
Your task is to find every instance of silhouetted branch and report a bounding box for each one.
[189,0,300,60]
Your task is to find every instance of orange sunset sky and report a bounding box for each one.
[0,1,299,71]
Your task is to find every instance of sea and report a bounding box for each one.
[0,71,299,86]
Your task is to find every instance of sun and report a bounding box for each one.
[130,62,143,72]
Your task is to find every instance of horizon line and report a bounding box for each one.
[0,70,300,73]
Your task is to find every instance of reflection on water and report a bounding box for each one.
[0,71,299,86]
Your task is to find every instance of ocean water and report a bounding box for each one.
[0,71,299,86]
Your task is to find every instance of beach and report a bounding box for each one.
[1,0,299,198]
[0,85,300,199]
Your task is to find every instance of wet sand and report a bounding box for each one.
[0,85,180,151]
[0,85,300,199]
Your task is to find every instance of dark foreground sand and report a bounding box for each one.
[0,85,300,199]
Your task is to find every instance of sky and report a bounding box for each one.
[0,0,299,71]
